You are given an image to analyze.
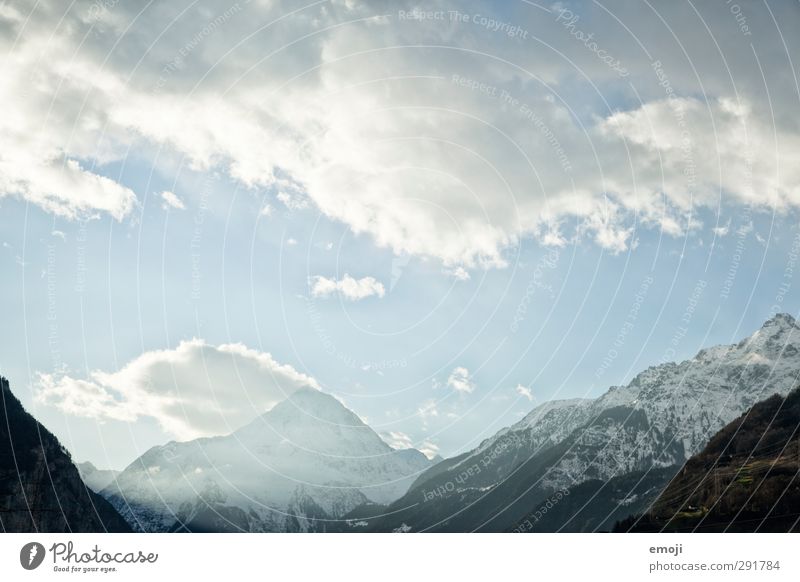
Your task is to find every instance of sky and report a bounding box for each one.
[1,0,799,470]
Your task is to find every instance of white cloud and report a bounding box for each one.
[310,274,385,301]
[276,190,309,211]
[285,237,298,246]
[382,430,439,459]
[447,367,475,394]
[417,399,439,420]
[3,0,799,265]
[712,219,731,237]
[418,441,440,460]
[382,430,413,450]
[515,384,533,402]
[35,339,319,440]
[0,13,137,220]
[159,190,185,210]
[444,266,471,281]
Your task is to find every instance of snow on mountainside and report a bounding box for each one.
[471,313,800,492]
[539,312,800,490]
[377,313,800,532]
[102,388,433,532]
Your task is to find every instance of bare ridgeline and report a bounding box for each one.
[2,314,799,533]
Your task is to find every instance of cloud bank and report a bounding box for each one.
[35,339,320,440]
[2,0,798,266]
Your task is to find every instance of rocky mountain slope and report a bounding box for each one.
[365,313,800,532]
[617,385,800,532]
[102,388,433,532]
[0,376,131,533]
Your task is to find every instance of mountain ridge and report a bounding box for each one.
[616,384,800,532]
[0,376,131,533]
[102,386,434,532]
[362,313,800,532]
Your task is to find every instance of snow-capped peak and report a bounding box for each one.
[103,388,434,532]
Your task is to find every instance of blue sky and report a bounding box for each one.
[1,0,799,469]
[2,181,797,468]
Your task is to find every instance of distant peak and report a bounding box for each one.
[287,387,351,411]
[263,388,365,427]
[762,312,797,329]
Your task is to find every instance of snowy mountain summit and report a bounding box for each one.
[486,312,800,491]
[103,388,432,532]
[366,313,800,532]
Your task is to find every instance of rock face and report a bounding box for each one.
[0,376,131,533]
[618,385,800,532]
[368,313,800,532]
[102,388,433,532]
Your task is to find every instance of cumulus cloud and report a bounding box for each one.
[382,430,414,450]
[447,367,475,394]
[417,399,439,420]
[444,266,471,281]
[515,384,534,402]
[3,0,799,264]
[310,274,386,301]
[159,190,185,210]
[35,339,319,440]
[381,431,438,459]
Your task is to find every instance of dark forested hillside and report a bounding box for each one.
[0,376,131,532]
[616,386,800,532]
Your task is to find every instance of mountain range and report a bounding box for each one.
[101,388,434,532]
[355,313,800,531]
[2,313,799,533]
